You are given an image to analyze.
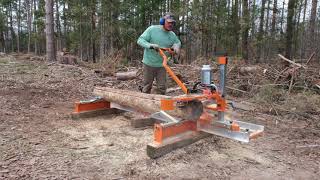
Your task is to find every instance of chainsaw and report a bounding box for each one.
[150,48,264,143]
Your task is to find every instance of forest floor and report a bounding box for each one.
[0,54,319,179]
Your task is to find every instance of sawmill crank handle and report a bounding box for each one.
[158,48,189,94]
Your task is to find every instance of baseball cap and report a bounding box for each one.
[164,13,176,23]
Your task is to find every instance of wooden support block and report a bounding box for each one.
[147,132,210,159]
[71,108,122,119]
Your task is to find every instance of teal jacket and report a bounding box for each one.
[137,25,181,67]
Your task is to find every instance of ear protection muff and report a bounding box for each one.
[159,18,165,25]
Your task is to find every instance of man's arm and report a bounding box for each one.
[171,33,181,55]
[172,33,181,48]
[137,27,153,49]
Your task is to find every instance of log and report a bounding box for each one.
[278,54,306,69]
[93,87,199,119]
[116,70,138,80]
[239,66,259,74]
[306,51,316,65]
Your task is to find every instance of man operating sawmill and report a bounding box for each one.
[137,12,181,95]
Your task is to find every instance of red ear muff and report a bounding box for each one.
[160,18,165,25]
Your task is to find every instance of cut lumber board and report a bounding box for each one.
[147,132,210,159]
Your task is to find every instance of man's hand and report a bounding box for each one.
[149,44,159,50]
[172,44,180,55]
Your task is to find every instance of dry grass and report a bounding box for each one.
[251,85,320,117]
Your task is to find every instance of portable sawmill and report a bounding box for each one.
[72,48,264,158]
[150,48,263,141]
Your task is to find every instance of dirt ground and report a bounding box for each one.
[0,55,319,179]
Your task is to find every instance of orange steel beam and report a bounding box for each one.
[74,100,110,113]
[160,92,227,112]
[159,48,189,94]
[218,56,227,65]
[154,120,197,144]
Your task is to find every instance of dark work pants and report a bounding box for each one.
[142,63,167,95]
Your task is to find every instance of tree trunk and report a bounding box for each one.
[265,0,271,35]
[9,3,16,52]
[309,0,318,50]
[257,0,266,61]
[232,0,240,54]
[45,0,56,61]
[0,31,4,52]
[33,0,38,54]
[285,0,297,59]
[17,0,21,53]
[62,1,67,49]
[250,0,256,38]
[271,0,277,35]
[91,1,96,63]
[265,0,271,59]
[294,0,303,57]
[300,0,308,58]
[242,0,249,60]
[79,12,83,61]
[27,0,33,53]
[55,0,61,51]
[99,2,105,61]
[280,1,285,34]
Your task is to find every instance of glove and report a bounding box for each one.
[149,44,159,50]
[172,44,180,55]
[167,57,174,66]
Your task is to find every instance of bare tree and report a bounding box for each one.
[55,0,62,51]
[45,0,56,61]
[242,0,249,60]
[17,0,21,53]
[257,0,266,61]
[27,0,33,53]
[285,0,297,59]
[309,0,318,51]
[271,0,277,34]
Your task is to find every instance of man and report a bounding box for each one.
[137,13,181,95]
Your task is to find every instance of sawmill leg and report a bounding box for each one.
[147,120,210,158]
[71,100,122,119]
